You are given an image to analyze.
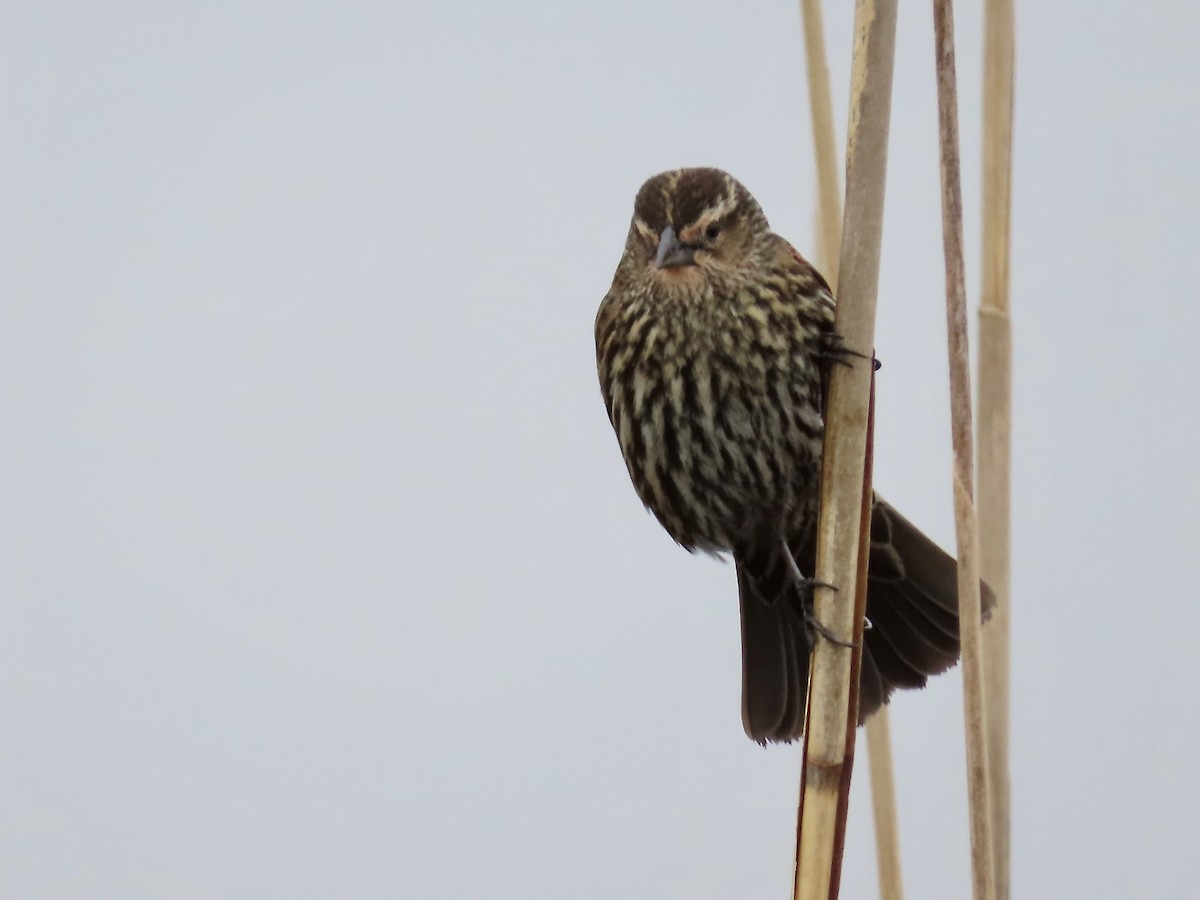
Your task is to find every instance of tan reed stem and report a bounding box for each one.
[799,0,843,291]
[798,2,905,896]
[931,1,996,897]
[979,1,1014,897]
[793,2,897,897]
[864,714,904,900]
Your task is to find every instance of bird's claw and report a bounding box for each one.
[794,579,858,649]
[805,606,859,649]
[819,333,881,371]
[778,539,860,649]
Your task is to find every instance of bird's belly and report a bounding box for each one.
[617,354,825,552]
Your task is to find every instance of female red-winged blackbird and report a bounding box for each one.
[595,167,994,743]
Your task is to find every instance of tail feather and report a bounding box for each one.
[778,612,808,738]
[884,577,963,648]
[871,499,997,616]
[863,583,959,675]
[858,648,886,719]
[736,559,808,742]
[859,603,934,690]
[879,577,962,655]
[734,495,996,742]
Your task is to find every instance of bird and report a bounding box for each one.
[594,167,995,743]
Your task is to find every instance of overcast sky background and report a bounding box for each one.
[4,2,1198,898]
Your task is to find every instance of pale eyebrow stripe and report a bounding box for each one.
[702,197,734,222]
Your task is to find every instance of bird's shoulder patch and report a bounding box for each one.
[772,237,836,317]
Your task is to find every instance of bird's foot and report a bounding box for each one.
[818,333,881,371]
[778,538,859,649]
[797,580,858,649]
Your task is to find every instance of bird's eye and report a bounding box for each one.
[705,222,721,240]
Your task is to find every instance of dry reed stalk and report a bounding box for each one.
[978,1,1014,897]
[793,2,897,897]
[799,0,843,290]
[864,715,903,900]
[798,3,905,896]
[931,1,996,897]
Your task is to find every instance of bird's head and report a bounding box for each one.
[617,168,775,291]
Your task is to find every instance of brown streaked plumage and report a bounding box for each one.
[595,167,994,743]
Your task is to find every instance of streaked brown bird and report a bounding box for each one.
[595,167,994,743]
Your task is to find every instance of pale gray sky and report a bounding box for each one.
[4,2,1198,898]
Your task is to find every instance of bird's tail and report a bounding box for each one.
[736,554,811,742]
[736,495,996,743]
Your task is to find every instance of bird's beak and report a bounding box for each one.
[655,226,696,269]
